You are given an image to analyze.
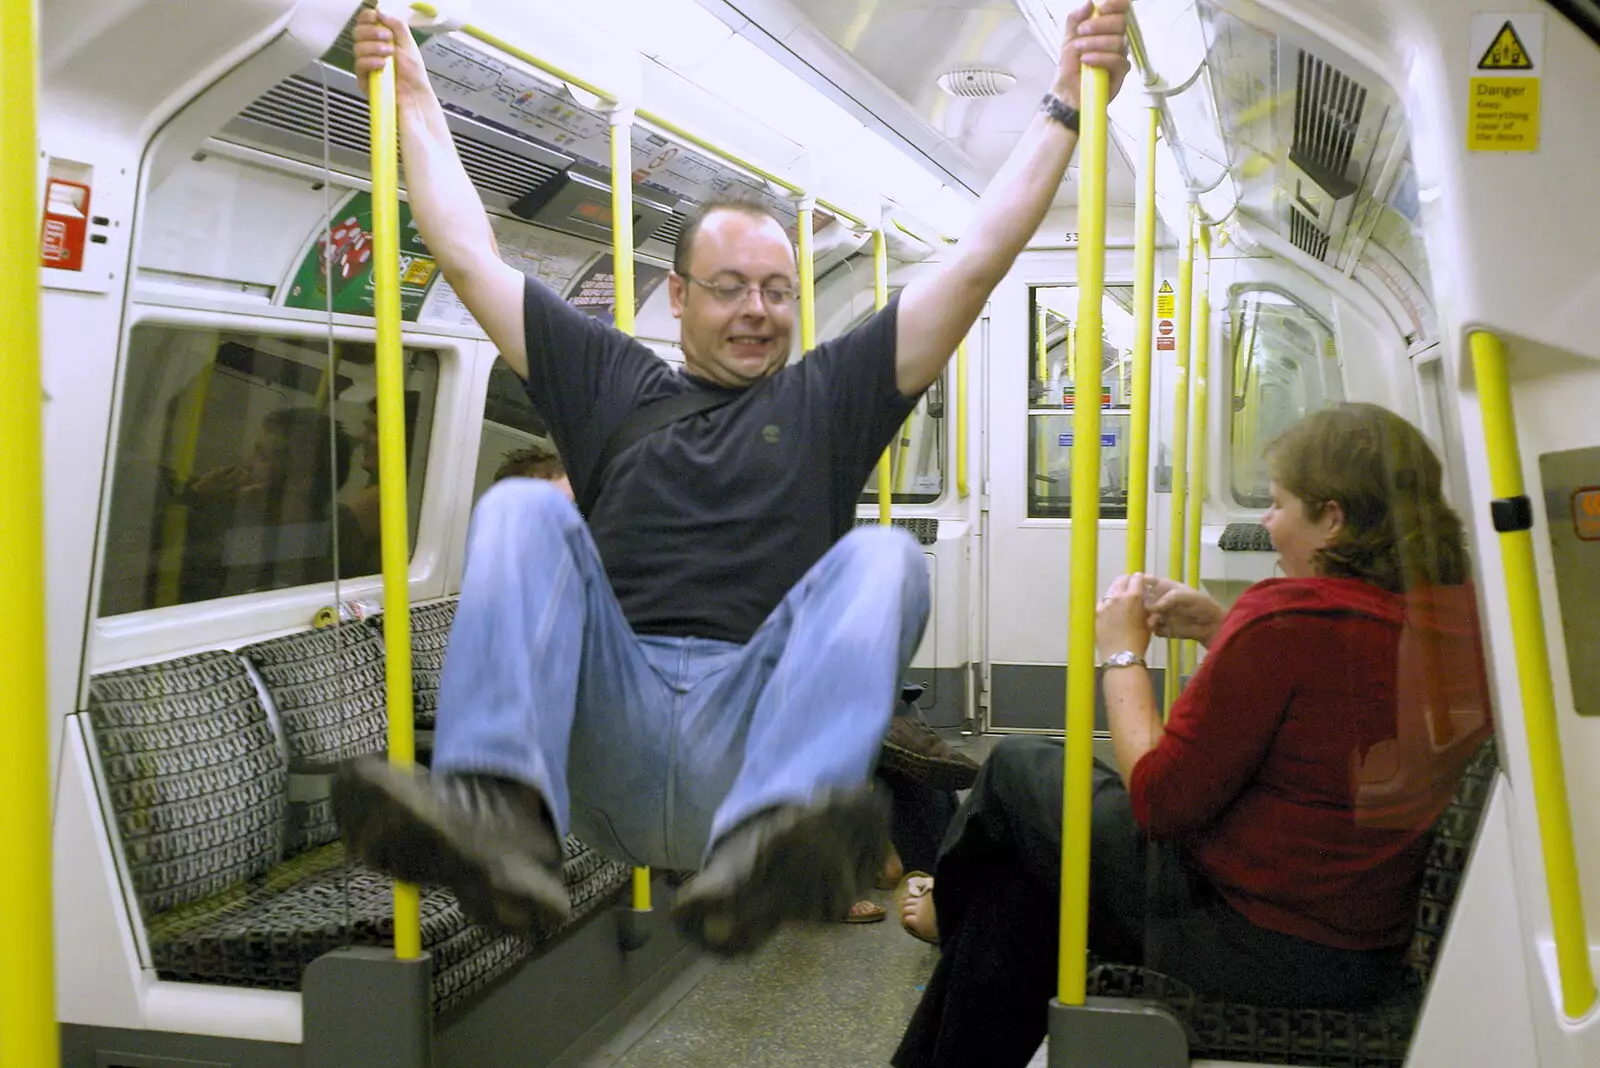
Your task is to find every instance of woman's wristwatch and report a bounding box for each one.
[1102,650,1147,670]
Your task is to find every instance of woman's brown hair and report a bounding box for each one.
[1265,403,1470,592]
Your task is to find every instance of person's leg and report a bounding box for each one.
[669,526,929,953]
[892,860,1059,1068]
[887,776,958,877]
[334,480,668,931]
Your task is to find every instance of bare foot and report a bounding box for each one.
[844,899,886,923]
[897,874,938,943]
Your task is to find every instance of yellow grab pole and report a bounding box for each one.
[1058,57,1110,1007]
[1184,225,1211,590]
[875,229,891,525]
[1470,332,1597,1019]
[612,113,653,914]
[956,339,969,498]
[1162,207,1196,713]
[0,0,58,1058]
[798,201,817,352]
[1067,321,1078,389]
[1182,226,1211,677]
[369,40,421,962]
[1126,107,1158,573]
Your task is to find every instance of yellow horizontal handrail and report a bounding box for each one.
[1470,331,1597,1019]
[409,1,617,104]
[408,1,869,228]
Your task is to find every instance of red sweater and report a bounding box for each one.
[1129,578,1493,950]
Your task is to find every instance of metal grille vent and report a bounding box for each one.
[652,213,687,248]
[237,75,559,200]
[936,68,1017,99]
[1291,50,1366,190]
[1289,207,1330,260]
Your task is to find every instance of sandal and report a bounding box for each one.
[844,899,886,923]
[894,871,938,944]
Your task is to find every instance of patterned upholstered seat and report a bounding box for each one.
[86,644,632,1017]
[143,836,629,1015]
[240,624,389,854]
[370,598,456,732]
[1084,740,1499,1067]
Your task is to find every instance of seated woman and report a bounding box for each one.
[893,403,1492,1068]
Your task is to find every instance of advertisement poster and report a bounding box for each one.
[282,191,440,321]
[564,254,670,325]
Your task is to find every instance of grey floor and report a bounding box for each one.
[579,731,1053,1068]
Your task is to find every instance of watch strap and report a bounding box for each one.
[1041,92,1081,133]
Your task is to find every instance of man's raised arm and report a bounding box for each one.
[894,0,1130,396]
[354,9,529,377]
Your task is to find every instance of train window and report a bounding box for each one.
[1229,288,1339,508]
[473,360,558,501]
[858,369,947,506]
[97,325,439,616]
[1027,284,1136,519]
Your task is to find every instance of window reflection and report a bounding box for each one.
[98,326,438,616]
[1230,289,1343,507]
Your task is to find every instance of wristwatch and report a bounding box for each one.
[1040,92,1081,133]
[1102,650,1146,670]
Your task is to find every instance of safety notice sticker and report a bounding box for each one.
[1156,280,1176,319]
[1468,13,1543,152]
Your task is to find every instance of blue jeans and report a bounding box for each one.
[431,480,931,872]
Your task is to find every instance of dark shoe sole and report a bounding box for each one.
[332,759,571,938]
[877,742,980,792]
[671,790,887,957]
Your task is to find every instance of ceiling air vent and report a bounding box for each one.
[937,69,1018,99]
[1289,204,1331,261]
[228,71,568,214]
[652,211,687,250]
[1286,50,1364,244]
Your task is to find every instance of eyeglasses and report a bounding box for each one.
[686,275,797,309]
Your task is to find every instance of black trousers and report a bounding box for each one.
[892,737,1407,1068]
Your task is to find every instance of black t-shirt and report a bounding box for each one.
[518,275,919,644]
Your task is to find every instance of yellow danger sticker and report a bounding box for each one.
[1156,280,1175,319]
[1468,14,1543,152]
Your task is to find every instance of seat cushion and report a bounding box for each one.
[239,625,390,853]
[146,835,630,1015]
[86,652,286,917]
[1086,963,1421,1066]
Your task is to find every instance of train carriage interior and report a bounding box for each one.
[6,0,1600,1065]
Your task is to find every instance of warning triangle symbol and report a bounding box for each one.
[1478,21,1534,70]
[1158,281,1173,293]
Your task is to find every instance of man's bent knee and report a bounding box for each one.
[470,478,582,546]
[832,526,928,597]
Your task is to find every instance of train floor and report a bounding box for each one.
[571,733,1055,1068]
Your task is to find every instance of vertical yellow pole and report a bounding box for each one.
[0,0,58,1059]
[1470,332,1597,1019]
[369,40,421,962]
[1162,208,1195,712]
[798,201,816,352]
[1184,225,1211,590]
[1125,107,1158,573]
[875,229,891,525]
[611,114,653,915]
[956,339,969,498]
[1058,56,1110,1008]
